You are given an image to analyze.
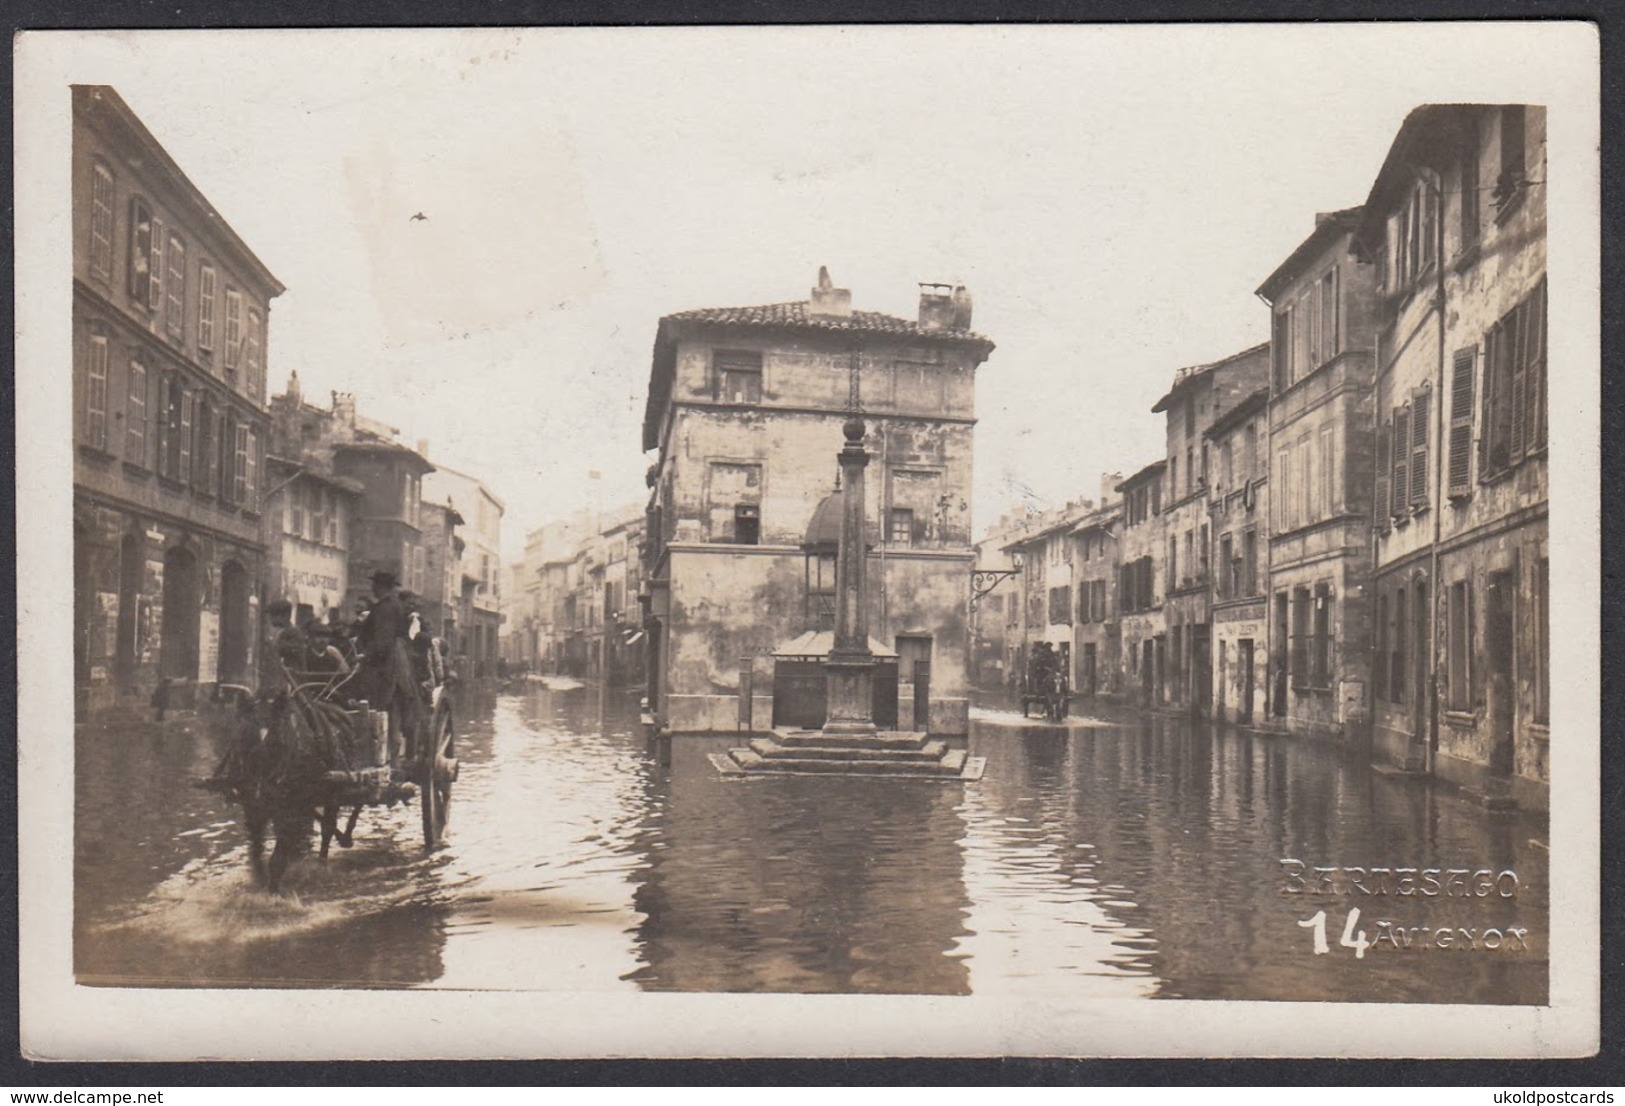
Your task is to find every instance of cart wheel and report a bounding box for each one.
[421,705,455,850]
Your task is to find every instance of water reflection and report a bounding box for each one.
[965,706,1547,1003]
[627,738,972,994]
[73,687,1546,1002]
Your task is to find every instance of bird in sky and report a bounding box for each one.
[410,212,428,222]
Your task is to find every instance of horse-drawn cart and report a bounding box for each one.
[201,647,458,892]
[1019,643,1071,723]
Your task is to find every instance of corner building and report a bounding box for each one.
[1256,208,1381,743]
[641,271,995,735]
[72,86,283,713]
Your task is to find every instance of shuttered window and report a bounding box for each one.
[85,334,109,450]
[1319,267,1338,367]
[193,394,212,493]
[1374,422,1391,532]
[225,288,243,370]
[1409,388,1430,510]
[198,264,217,353]
[125,358,148,466]
[233,420,249,504]
[1448,348,1476,497]
[246,310,263,400]
[177,388,193,485]
[245,427,260,512]
[129,198,153,304]
[148,217,165,313]
[1391,405,1409,520]
[155,375,171,473]
[165,234,186,338]
[90,162,115,280]
[1481,278,1548,478]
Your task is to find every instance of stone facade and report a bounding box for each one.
[1356,105,1549,807]
[72,86,283,714]
[261,459,359,630]
[642,273,994,735]
[1114,460,1167,706]
[1069,496,1122,700]
[424,465,505,677]
[1150,343,1271,716]
[1205,391,1270,726]
[1258,211,1381,743]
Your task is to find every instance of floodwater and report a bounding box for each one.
[75,685,1548,1001]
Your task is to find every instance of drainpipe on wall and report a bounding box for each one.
[1428,170,1448,776]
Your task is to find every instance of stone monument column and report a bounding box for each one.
[822,414,878,738]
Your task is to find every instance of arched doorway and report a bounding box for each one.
[160,545,200,681]
[218,559,250,685]
[116,533,142,690]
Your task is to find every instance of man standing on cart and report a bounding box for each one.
[358,569,422,762]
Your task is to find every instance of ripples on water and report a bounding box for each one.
[75,689,1547,1001]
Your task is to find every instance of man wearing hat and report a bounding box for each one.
[359,569,421,760]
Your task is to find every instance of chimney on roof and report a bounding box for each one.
[1101,472,1124,506]
[332,392,356,427]
[1314,211,1337,227]
[287,370,301,403]
[919,282,972,330]
[417,438,430,459]
[808,265,852,318]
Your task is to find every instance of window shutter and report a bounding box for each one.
[214,411,227,497]
[129,199,151,303]
[148,218,165,313]
[1526,279,1547,454]
[1448,348,1476,496]
[1509,299,1529,461]
[199,265,216,351]
[125,358,146,464]
[1410,389,1430,508]
[156,375,172,477]
[233,421,249,504]
[177,388,193,485]
[1391,405,1408,518]
[246,428,260,512]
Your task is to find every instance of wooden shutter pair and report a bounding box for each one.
[1448,349,1476,496]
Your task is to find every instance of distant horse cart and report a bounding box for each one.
[200,642,458,892]
[1019,645,1071,724]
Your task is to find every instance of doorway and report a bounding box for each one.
[1191,624,1212,716]
[1412,578,1430,754]
[896,634,933,732]
[1486,570,1516,777]
[160,545,200,681]
[116,533,143,690]
[1272,592,1289,717]
[1238,638,1255,724]
[218,559,250,685]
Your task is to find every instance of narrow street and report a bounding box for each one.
[75,685,1547,1002]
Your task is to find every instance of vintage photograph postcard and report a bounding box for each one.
[14,22,1600,1060]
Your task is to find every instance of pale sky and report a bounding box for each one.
[27,24,1584,560]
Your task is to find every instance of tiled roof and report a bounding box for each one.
[661,301,994,348]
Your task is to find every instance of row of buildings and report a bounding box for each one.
[502,501,647,685]
[980,104,1549,809]
[71,85,504,716]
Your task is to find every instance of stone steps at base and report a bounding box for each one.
[727,746,969,777]
[748,737,948,762]
[773,729,934,751]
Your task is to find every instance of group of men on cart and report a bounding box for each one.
[261,568,449,760]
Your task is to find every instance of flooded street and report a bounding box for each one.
[76,685,1548,1002]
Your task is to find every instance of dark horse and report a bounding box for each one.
[209,690,358,892]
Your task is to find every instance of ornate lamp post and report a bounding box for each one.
[822,351,878,738]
